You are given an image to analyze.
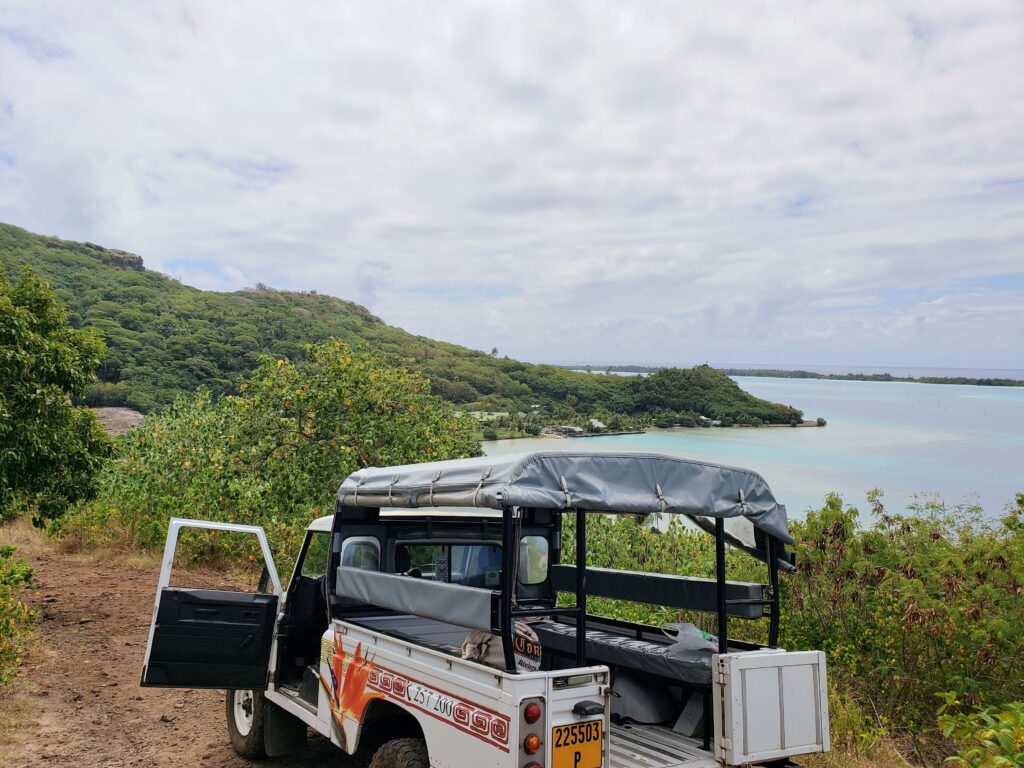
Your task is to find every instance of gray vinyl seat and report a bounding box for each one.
[532,620,714,687]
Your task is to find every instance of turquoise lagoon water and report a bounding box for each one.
[483,377,1024,520]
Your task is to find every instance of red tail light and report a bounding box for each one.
[519,697,546,766]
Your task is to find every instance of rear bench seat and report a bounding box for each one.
[532,617,714,686]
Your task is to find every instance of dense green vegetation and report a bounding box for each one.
[938,694,1024,767]
[562,493,1024,764]
[57,340,481,568]
[0,222,802,425]
[1,269,111,525]
[0,545,35,684]
[0,268,109,683]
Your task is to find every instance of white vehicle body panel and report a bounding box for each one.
[315,619,610,767]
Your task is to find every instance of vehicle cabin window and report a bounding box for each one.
[395,543,502,589]
[300,532,331,578]
[341,537,380,571]
[519,536,549,585]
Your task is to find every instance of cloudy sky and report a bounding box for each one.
[1,2,1022,369]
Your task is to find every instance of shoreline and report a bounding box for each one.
[563,366,1024,388]
[479,422,824,442]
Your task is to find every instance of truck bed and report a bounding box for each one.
[610,723,719,768]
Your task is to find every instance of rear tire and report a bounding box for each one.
[226,688,267,759]
[368,737,429,768]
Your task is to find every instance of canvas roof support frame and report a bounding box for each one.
[331,502,782,672]
[498,505,590,671]
[337,452,795,553]
[335,452,791,671]
[509,506,781,672]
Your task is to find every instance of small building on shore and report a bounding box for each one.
[540,425,585,438]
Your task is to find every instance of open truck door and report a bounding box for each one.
[141,518,282,689]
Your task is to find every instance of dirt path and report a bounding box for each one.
[92,407,145,437]
[0,530,340,767]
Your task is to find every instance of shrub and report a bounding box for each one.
[938,693,1024,767]
[56,340,481,571]
[783,492,1024,740]
[0,545,36,684]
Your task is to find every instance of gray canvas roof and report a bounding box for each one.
[337,451,792,545]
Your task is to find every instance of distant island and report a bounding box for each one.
[564,364,1024,388]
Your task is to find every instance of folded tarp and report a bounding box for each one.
[335,566,495,633]
[336,451,792,546]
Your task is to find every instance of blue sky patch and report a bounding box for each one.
[781,193,817,218]
[173,149,294,185]
[0,27,70,61]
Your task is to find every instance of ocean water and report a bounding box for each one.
[484,377,1024,520]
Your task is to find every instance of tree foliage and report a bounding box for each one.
[57,340,481,568]
[0,222,801,424]
[0,268,111,524]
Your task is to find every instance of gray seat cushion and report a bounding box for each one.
[533,620,713,686]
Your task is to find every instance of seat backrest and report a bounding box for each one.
[550,565,767,619]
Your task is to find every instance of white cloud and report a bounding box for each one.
[0,0,1022,368]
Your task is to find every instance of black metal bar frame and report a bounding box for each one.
[575,507,587,668]
[767,536,780,647]
[505,508,778,676]
[500,505,516,672]
[714,517,728,653]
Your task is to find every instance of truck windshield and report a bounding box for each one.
[396,543,502,589]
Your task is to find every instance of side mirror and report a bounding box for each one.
[258,566,270,594]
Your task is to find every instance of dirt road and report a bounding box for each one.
[0,530,340,768]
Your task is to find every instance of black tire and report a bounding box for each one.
[368,737,429,768]
[225,688,267,759]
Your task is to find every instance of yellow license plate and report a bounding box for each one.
[552,720,603,768]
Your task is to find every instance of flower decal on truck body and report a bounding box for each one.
[319,625,382,749]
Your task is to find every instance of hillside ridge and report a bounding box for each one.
[0,221,803,426]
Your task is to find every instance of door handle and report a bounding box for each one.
[239,633,255,650]
[194,607,218,616]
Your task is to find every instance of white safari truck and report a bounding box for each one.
[142,451,830,767]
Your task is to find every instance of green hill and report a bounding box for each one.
[0,221,803,425]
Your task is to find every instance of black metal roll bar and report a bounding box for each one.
[502,507,781,673]
[501,506,589,672]
[715,518,782,651]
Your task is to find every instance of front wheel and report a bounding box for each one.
[368,737,429,768]
[226,688,267,759]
